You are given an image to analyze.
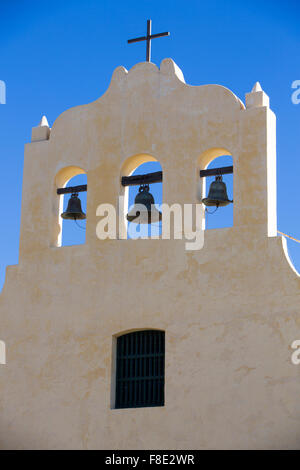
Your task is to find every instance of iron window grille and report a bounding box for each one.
[115,330,165,409]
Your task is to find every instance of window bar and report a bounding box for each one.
[134,332,138,407]
[160,332,164,404]
[143,331,146,405]
[139,332,142,407]
[149,333,153,404]
[153,333,157,404]
[128,334,132,406]
[125,334,129,406]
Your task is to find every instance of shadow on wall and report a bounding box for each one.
[0,340,6,364]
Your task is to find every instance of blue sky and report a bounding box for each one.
[0,0,300,289]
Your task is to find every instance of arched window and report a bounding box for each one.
[115,330,165,409]
[200,154,233,230]
[0,340,6,364]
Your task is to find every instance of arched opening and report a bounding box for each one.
[120,154,163,240]
[54,166,87,247]
[198,149,233,231]
[203,155,233,229]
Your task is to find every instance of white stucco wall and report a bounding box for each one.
[0,59,299,449]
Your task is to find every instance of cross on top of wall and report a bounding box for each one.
[127,19,170,62]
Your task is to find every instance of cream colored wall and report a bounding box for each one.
[0,59,299,449]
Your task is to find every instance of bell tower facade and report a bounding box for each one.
[0,59,299,449]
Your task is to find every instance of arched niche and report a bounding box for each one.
[52,166,87,247]
[197,147,233,231]
[119,154,162,240]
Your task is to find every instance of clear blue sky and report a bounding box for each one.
[0,0,300,289]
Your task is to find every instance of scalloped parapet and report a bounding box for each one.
[50,58,245,138]
[98,58,245,110]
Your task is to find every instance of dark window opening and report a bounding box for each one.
[115,330,165,409]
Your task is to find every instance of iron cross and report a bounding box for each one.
[128,19,170,62]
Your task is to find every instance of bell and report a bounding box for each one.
[61,193,86,220]
[202,175,233,207]
[127,184,162,224]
